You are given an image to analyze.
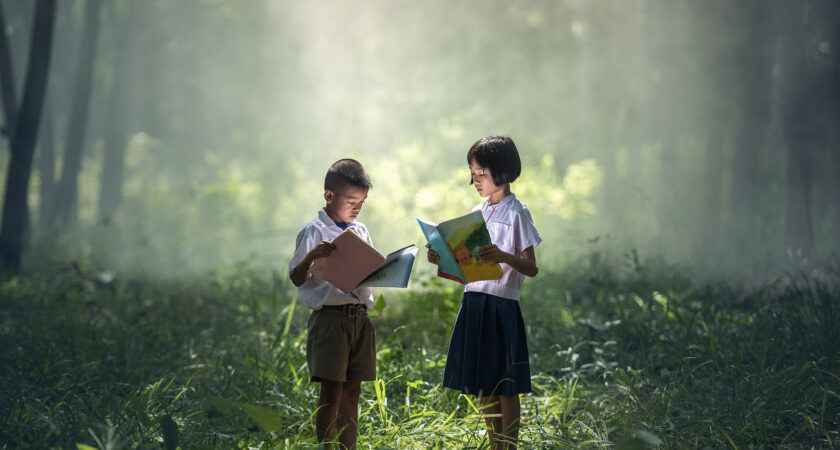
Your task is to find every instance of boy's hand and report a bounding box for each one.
[426,243,440,265]
[478,244,507,263]
[291,240,336,288]
[307,240,336,262]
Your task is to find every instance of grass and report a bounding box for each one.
[0,259,838,448]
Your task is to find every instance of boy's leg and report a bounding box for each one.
[480,396,502,448]
[317,380,343,445]
[499,394,521,449]
[308,309,353,446]
[337,380,361,449]
[338,312,375,449]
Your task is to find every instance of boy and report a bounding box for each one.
[289,158,375,449]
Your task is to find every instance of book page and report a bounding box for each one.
[417,217,464,283]
[436,210,503,283]
[311,230,385,293]
[357,245,418,288]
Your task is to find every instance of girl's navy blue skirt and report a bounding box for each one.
[442,292,531,397]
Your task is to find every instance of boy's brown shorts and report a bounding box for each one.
[306,305,376,382]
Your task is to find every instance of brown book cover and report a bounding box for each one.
[312,230,416,293]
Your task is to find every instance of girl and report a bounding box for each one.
[427,136,540,449]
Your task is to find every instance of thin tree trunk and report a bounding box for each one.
[0,0,57,270]
[37,102,55,224]
[728,0,772,260]
[0,3,17,137]
[831,4,840,252]
[781,1,816,258]
[784,123,816,258]
[98,6,133,223]
[49,0,101,229]
[703,133,724,254]
[699,1,736,263]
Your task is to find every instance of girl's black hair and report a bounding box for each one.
[324,159,373,191]
[467,136,521,186]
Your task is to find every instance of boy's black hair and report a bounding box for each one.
[467,136,521,186]
[324,158,373,191]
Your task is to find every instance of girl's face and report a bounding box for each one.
[324,183,368,224]
[469,160,504,199]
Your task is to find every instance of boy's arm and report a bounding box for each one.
[290,240,336,287]
[478,244,539,278]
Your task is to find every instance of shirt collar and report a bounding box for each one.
[318,208,353,229]
[486,193,516,210]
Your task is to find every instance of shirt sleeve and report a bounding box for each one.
[514,207,542,253]
[289,224,322,275]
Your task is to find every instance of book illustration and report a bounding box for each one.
[417,209,503,284]
[311,230,416,293]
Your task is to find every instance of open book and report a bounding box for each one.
[417,209,503,284]
[311,230,417,293]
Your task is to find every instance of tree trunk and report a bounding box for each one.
[830,3,840,252]
[781,1,816,259]
[48,0,101,229]
[728,0,773,261]
[784,128,816,259]
[98,6,133,224]
[37,102,56,223]
[698,1,736,263]
[0,0,57,270]
[0,3,17,138]
[702,133,724,255]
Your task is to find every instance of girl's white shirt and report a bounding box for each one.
[465,193,542,301]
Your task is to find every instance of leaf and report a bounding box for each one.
[241,404,283,432]
[76,445,98,450]
[617,427,663,449]
[630,428,663,445]
[374,294,387,313]
[159,414,179,450]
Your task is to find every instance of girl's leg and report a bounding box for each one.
[498,394,521,449]
[480,396,503,448]
[317,380,343,446]
[337,380,361,449]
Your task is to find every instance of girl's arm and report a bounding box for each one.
[478,244,538,278]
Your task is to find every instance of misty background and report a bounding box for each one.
[1,0,838,281]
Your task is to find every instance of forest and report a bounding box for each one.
[0,0,838,448]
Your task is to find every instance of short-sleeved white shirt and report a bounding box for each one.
[464,193,541,301]
[289,208,375,310]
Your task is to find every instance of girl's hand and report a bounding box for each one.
[307,240,336,261]
[426,243,440,265]
[478,244,507,263]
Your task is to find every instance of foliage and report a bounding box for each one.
[3,0,837,279]
[1,259,838,448]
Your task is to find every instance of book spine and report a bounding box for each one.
[436,226,465,281]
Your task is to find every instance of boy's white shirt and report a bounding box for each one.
[289,208,375,309]
[465,193,542,301]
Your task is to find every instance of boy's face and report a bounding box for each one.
[324,183,368,224]
[469,160,503,198]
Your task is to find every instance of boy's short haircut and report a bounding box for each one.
[467,136,522,186]
[324,159,373,191]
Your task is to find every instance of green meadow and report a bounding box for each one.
[2,258,837,449]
